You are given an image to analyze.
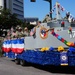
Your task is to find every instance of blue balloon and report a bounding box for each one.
[69,47,75,52]
[49,47,54,51]
[57,36,62,40]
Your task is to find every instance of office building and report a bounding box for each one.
[0,0,24,20]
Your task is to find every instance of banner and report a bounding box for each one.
[60,51,68,66]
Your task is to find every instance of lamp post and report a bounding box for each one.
[44,0,52,19]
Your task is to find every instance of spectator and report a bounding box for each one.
[23,27,29,36]
[17,27,23,38]
[11,30,18,38]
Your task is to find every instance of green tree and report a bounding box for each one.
[0,8,24,29]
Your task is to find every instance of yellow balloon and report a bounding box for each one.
[40,47,49,52]
[40,47,45,52]
[45,47,49,51]
[58,46,64,51]
[67,42,72,46]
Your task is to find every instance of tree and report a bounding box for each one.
[0,8,24,29]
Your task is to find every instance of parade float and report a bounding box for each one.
[2,2,75,66]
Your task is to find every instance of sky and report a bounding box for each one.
[24,0,75,21]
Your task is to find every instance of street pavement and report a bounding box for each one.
[0,57,74,75]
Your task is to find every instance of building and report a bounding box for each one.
[24,17,39,25]
[0,0,24,20]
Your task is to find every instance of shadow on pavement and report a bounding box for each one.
[31,64,75,74]
[11,59,75,74]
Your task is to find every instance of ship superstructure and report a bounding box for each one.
[25,2,75,49]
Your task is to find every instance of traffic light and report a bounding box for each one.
[31,0,36,2]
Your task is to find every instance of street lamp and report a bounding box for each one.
[44,0,52,19]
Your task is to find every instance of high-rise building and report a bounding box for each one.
[0,0,24,20]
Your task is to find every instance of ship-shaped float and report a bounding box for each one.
[2,2,75,66]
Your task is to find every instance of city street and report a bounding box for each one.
[0,57,74,75]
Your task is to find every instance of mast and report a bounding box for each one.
[56,2,62,20]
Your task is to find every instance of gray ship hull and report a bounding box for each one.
[25,20,75,49]
[25,28,75,49]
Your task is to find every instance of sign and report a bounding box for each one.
[60,51,68,66]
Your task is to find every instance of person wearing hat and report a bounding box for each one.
[15,27,23,38]
[23,27,29,37]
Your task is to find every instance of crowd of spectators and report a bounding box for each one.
[2,25,30,41]
[4,21,42,40]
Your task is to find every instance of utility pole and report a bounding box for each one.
[44,0,52,19]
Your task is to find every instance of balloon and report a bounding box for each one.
[58,46,64,51]
[57,36,62,40]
